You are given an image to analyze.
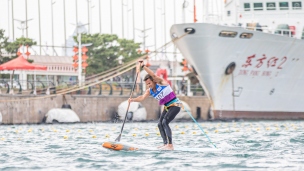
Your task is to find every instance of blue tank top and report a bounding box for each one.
[150,84,180,106]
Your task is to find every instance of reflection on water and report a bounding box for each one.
[0,121,304,171]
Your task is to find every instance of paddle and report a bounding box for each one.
[183,105,217,148]
[115,62,141,142]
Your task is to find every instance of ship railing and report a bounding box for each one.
[239,10,304,18]
[245,26,295,38]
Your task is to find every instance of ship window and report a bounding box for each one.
[219,31,238,38]
[253,3,263,10]
[292,2,302,10]
[244,3,250,11]
[279,2,289,10]
[240,33,253,39]
[266,2,276,10]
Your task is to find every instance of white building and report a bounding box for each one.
[0,55,77,90]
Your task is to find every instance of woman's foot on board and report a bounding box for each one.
[157,144,166,149]
[160,144,174,150]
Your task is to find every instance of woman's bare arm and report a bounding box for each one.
[128,89,150,103]
[140,61,168,85]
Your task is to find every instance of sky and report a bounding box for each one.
[0,0,224,61]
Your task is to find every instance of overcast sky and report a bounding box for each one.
[0,0,223,60]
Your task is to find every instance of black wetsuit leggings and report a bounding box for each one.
[158,106,181,144]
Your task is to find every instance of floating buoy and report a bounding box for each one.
[132,133,137,137]
[181,131,185,134]
[66,130,70,132]
[63,135,68,139]
[105,134,110,138]
[145,133,149,136]
[214,130,218,133]
[92,135,96,138]
[156,132,160,136]
[192,131,196,135]
[45,108,80,123]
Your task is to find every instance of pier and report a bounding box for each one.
[0,95,210,124]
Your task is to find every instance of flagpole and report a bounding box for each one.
[63,0,67,56]
[38,0,41,55]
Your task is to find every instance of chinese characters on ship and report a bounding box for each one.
[238,54,287,77]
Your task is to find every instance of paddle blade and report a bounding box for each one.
[115,133,122,142]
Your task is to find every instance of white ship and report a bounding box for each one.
[170,0,304,119]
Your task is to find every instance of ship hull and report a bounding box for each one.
[170,23,304,119]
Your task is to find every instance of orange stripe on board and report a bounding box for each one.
[102,142,124,150]
[102,142,138,151]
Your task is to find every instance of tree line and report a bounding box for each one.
[0,29,142,78]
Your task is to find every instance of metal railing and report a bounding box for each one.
[245,26,297,37]
[0,79,205,96]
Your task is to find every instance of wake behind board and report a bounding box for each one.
[102,141,139,151]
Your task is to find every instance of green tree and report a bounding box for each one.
[5,37,37,55]
[0,29,37,64]
[0,29,9,63]
[74,33,142,75]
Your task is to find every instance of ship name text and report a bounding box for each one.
[238,54,288,77]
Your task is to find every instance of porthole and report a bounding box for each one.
[225,62,236,75]
[184,27,195,34]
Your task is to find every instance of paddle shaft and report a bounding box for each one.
[183,104,217,148]
[115,64,140,142]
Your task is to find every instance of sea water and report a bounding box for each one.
[0,121,303,171]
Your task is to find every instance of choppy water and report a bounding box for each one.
[0,121,304,171]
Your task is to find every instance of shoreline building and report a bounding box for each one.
[28,55,78,87]
[0,55,77,90]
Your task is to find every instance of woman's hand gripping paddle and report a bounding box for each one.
[115,62,141,142]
